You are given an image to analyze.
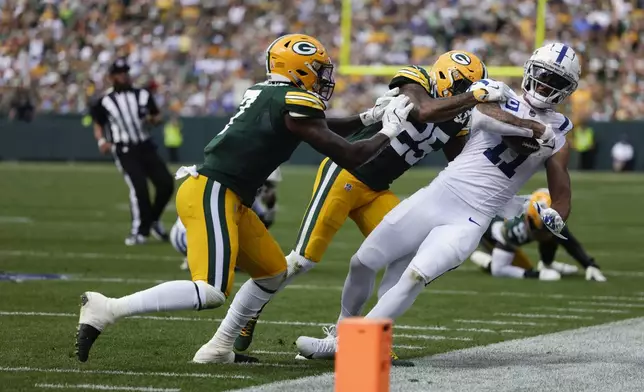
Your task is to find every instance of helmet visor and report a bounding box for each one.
[312,61,335,101]
[529,65,574,98]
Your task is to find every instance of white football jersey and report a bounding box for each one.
[436,93,573,218]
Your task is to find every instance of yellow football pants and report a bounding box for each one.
[293,158,400,262]
[175,175,286,297]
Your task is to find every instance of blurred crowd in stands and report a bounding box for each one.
[0,0,643,121]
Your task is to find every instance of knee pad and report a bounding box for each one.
[253,270,287,293]
[194,280,226,310]
[285,250,317,279]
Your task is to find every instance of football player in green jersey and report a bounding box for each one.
[471,188,606,282]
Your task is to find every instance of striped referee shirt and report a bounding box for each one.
[91,87,159,145]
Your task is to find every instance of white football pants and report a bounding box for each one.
[356,179,492,284]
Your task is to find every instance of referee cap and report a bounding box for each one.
[109,57,130,74]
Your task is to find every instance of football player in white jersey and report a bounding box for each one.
[173,168,282,270]
[296,42,581,359]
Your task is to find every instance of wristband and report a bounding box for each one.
[98,138,107,147]
[378,126,398,140]
[359,111,373,126]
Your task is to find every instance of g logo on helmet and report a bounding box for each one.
[292,41,318,56]
[450,52,471,65]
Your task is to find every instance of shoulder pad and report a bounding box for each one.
[284,90,326,112]
[390,66,431,94]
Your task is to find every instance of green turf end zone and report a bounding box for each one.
[1,163,643,391]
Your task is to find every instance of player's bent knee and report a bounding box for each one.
[350,253,377,272]
[253,270,287,293]
[194,280,226,310]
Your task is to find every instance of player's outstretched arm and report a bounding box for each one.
[402,80,507,123]
[325,115,363,137]
[545,142,571,221]
[286,95,413,169]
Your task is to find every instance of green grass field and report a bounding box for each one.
[1,163,643,392]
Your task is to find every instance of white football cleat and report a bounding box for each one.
[295,325,337,360]
[538,260,578,276]
[470,250,492,270]
[75,292,116,362]
[192,344,258,363]
[78,292,115,332]
[179,258,189,271]
[586,266,607,282]
[539,268,561,281]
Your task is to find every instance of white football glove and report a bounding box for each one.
[585,266,607,282]
[468,79,513,103]
[533,202,567,240]
[379,95,414,140]
[360,87,400,126]
[538,124,555,142]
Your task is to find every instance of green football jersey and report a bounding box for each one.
[198,82,326,206]
[348,66,471,191]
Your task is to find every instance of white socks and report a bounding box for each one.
[339,255,377,321]
[490,248,525,279]
[364,268,425,321]
[207,275,282,351]
[109,280,204,319]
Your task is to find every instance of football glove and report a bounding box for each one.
[360,87,400,126]
[379,95,414,140]
[469,79,512,103]
[585,266,607,282]
[533,201,567,240]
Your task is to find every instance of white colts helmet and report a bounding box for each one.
[522,43,581,109]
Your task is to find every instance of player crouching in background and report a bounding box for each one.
[173,168,282,271]
[470,188,606,282]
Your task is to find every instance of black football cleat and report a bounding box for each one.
[233,353,260,363]
[75,323,101,362]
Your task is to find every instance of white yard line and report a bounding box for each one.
[536,306,630,314]
[0,367,248,379]
[453,319,556,326]
[0,250,178,263]
[394,334,472,341]
[568,301,644,309]
[0,216,33,224]
[392,345,424,350]
[250,351,294,356]
[35,383,179,392]
[494,312,593,320]
[0,311,507,337]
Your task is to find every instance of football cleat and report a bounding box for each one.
[586,266,607,282]
[470,250,492,270]
[295,325,337,360]
[539,268,561,281]
[75,292,116,362]
[151,221,169,242]
[124,234,146,246]
[538,260,578,276]
[179,258,189,271]
[192,344,258,364]
[234,316,259,352]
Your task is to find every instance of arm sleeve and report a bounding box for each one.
[89,98,107,125]
[389,65,432,94]
[284,90,326,119]
[471,106,534,137]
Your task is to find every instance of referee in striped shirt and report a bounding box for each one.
[91,58,174,246]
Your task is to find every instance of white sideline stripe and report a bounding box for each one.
[0,311,497,336]
[495,312,593,320]
[569,301,644,309]
[536,306,630,314]
[35,383,179,392]
[454,319,556,326]
[394,334,472,341]
[0,367,248,379]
